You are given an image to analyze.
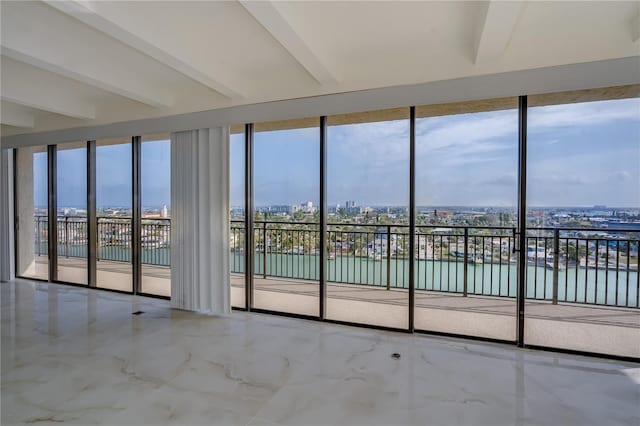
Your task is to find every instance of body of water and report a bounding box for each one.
[39,243,638,307]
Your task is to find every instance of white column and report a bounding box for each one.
[170,127,230,314]
[0,148,15,282]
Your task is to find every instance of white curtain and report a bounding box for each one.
[170,127,230,314]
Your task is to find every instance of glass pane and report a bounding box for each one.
[16,146,48,280]
[230,130,246,309]
[96,139,133,292]
[326,109,410,329]
[525,95,640,357]
[141,136,171,297]
[415,99,518,341]
[253,121,320,317]
[56,143,88,285]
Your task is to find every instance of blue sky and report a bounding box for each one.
[36,98,640,209]
[34,139,170,209]
[233,98,639,208]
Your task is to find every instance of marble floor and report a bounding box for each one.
[2,279,639,426]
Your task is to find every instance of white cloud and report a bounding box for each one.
[529,98,640,130]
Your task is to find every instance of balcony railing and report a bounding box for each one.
[34,216,171,266]
[230,220,639,308]
[35,216,638,308]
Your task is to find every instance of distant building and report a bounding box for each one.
[161,204,168,218]
[344,200,359,214]
[269,205,294,214]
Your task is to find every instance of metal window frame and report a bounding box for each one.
[12,149,20,280]
[245,123,255,310]
[408,106,416,332]
[517,95,528,347]
[87,140,97,287]
[47,145,57,282]
[132,136,142,295]
[319,116,327,319]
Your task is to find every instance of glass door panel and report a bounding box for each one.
[414,98,519,341]
[525,91,640,357]
[230,128,246,309]
[15,146,49,280]
[96,139,133,292]
[56,142,88,284]
[252,119,320,317]
[326,108,410,329]
[140,135,171,297]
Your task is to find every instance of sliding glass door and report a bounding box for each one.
[230,127,246,309]
[15,146,49,281]
[525,93,640,357]
[14,136,171,298]
[56,142,88,285]
[252,119,320,316]
[140,135,171,297]
[414,98,519,341]
[96,139,133,292]
[326,109,410,329]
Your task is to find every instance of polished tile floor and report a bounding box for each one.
[2,279,639,426]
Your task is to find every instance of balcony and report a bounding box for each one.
[32,216,639,356]
[230,220,639,357]
[32,216,171,296]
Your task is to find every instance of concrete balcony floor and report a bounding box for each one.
[231,274,640,358]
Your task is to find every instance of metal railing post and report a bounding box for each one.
[263,221,267,279]
[463,227,469,297]
[96,219,100,262]
[386,225,391,290]
[552,228,559,304]
[65,217,70,258]
[36,217,41,256]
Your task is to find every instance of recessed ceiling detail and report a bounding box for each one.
[1,0,638,136]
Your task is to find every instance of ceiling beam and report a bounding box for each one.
[2,47,172,109]
[474,1,527,64]
[1,67,95,120]
[239,0,338,85]
[43,0,243,99]
[0,107,35,129]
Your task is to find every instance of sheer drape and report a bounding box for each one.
[170,128,230,314]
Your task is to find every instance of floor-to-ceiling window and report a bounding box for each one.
[326,109,410,329]
[15,146,48,281]
[56,142,88,285]
[13,85,637,358]
[252,119,320,316]
[414,98,519,341]
[230,126,246,309]
[140,134,171,297]
[525,90,640,357]
[96,138,133,292]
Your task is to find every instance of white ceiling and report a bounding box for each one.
[1,0,639,137]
